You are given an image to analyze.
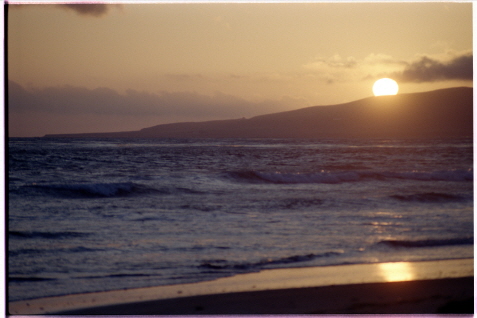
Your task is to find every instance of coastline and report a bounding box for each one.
[9,258,474,315]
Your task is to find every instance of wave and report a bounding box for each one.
[390,192,466,203]
[9,230,89,239]
[9,276,56,282]
[9,248,44,257]
[21,182,168,198]
[78,273,154,280]
[10,246,106,257]
[377,237,473,248]
[227,169,473,184]
[42,182,141,197]
[278,198,324,209]
[199,251,343,270]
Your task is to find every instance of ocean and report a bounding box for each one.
[8,137,473,302]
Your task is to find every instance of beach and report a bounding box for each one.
[9,258,473,314]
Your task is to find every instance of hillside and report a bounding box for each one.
[44,87,473,139]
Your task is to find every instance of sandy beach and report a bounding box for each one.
[9,258,473,315]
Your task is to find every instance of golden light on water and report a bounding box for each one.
[378,262,415,282]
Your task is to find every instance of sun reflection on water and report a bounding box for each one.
[378,262,415,282]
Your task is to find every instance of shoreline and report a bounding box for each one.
[9,258,474,314]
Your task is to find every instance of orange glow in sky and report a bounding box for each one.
[7,2,472,137]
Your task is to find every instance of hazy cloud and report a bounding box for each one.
[9,80,309,136]
[362,53,405,66]
[8,81,306,120]
[304,53,405,83]
[303,55,360,84]
[56,4,121,17]
[305,54,358,70]
[392,52,473,82]
[163,73,206,82]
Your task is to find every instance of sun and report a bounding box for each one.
[373,78,399,96]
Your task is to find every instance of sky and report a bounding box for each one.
[7,2,473,137]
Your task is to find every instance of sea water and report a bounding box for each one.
[8,137,473,301]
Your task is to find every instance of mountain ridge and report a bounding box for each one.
[43,87,473,139]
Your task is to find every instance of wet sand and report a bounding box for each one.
[8,258,474,315]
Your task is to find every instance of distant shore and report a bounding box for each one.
[9,258,473,315]
[42,87,473,140]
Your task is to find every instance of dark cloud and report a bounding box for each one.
[392,53,473,83]
[8,81,305,120]
[8,3,120,17]
[56,4,120,17]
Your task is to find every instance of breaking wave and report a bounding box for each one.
[227,169,473,184]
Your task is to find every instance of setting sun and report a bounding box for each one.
[373,78,399,96]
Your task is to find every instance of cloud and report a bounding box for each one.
[304,53,404,83]
[391,52,473,82]
[305,54,357,70]
[55,4,121,17]
[305,51,473,84]
[362,53,405,66]
[164,73,205,82]
[8,81,306,120]
[9,3,121,17]
[303,55,361,84]
[8,80,308,136]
